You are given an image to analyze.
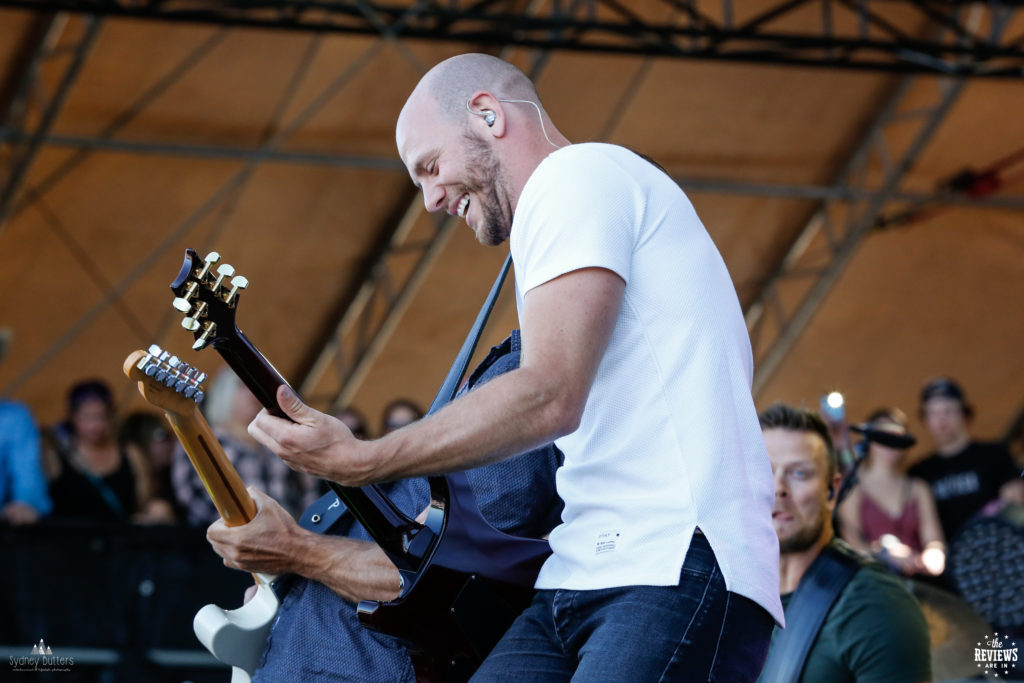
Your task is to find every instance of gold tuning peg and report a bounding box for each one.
[192,321,217,350]
[197,251,221,280]
[213,263,235,292]
[226,275,248,305]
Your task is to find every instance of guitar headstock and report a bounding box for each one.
[123,345,208,417]
[170,248,249,351]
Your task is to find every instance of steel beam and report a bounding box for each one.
[747,6,1013,397]
[0,0,1022,77]
[0,16,101,233]
[3,127,1022,211]
[1,34,388,395]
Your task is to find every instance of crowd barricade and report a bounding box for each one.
[1,520,250,682]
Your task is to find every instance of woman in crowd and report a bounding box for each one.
[839,407,946,576]
[45,380,171,523]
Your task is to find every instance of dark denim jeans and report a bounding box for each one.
[470,532,773,682]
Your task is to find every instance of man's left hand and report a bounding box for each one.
[248,385,379,486]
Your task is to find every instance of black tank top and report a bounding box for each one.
[50,444,137,522]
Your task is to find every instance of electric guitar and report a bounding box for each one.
[169,248,551,681]
[122,346,276,683]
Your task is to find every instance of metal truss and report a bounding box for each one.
[3,128,1023,210]
[747,6,1014,397]
[0,14,101,231]
[296,202,460,411]
[1,0,1023,78]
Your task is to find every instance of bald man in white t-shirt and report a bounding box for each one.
[240,53,783,682]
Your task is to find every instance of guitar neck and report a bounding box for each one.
[166,403,257,527]
[211,330,432,570]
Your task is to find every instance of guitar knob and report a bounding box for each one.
[172,297,192,313]
[182,317,200,332]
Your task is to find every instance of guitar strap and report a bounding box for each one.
[757,541,861,683]
[300,254,513,534]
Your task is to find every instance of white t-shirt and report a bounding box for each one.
[511,143,784,625]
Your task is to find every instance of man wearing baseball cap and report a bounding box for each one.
[908,377,1024,543]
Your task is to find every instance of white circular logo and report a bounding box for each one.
[975,632,1019,678]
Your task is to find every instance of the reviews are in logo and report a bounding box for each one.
[975,632,1019,678]
[9,638,75,673]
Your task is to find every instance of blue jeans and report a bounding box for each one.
[470,532,773,682]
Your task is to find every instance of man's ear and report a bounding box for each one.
[826,473,843,506]
[467,90,506,136]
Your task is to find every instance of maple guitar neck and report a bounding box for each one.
[167,406,257,526]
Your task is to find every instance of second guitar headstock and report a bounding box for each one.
[123,344,208,417]
[170,248,249,351]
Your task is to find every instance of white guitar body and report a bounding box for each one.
[193,572,279,683]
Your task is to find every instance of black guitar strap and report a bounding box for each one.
[300,254,513,534]
[758,541,861,683]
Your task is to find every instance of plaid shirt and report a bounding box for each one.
[171,428,319,527]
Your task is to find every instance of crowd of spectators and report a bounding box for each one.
[1,371,426,529]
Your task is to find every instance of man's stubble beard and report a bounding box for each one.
[778,506,827,555]
[460,130,513,247]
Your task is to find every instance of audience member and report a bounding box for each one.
[171,370,319,526]
[0,398,52,525]
[838,407,946,576]
[0,330,51,525]
[45,380,152,523]
[757,403,931,683]
[909,377,1024,542]
[379,398,423,435]
[120,411,180,523]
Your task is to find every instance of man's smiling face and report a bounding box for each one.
[397,93,514,246]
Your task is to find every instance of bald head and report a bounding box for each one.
[412,53,540,123]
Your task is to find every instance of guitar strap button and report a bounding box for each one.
[311,514,322,524]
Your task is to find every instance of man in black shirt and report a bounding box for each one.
[909,377,1024,542]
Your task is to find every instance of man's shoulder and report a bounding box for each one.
[536,143,659,180]
[966,439,1013,460]
[0,399,32,418]
[814,561,931,682]
[819,541,926,635]
[908,452,945,479]
[840,562,914,605]
[830,560,928,640]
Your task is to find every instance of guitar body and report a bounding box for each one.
[193,573,279,682]
[358,473,550,679]
[170,249,552,680]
